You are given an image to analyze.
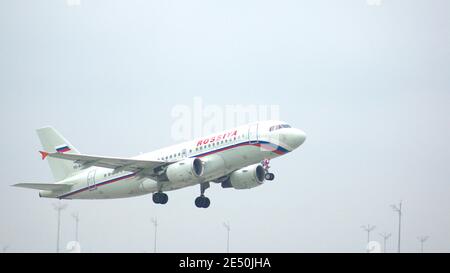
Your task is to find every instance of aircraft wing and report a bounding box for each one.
[13,183,71,191]
[42,151,167,173]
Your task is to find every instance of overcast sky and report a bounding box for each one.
[1,0,449,252]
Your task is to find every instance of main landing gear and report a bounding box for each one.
[262,158,275,181]
[153,191,168,204]
[195,182,210,208]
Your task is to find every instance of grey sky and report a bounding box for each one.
[1,0,449,252]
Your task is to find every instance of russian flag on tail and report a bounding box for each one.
[55,144,71,153]
[38,144,71,160]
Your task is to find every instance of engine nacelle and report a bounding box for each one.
[201,154,227,181]
[222,164,265,189]
[166,158,204,184]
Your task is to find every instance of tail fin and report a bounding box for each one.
[36,126,80,181]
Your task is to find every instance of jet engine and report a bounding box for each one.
[221,164,265,189]
[165,158,204,184]
[201,154,227,181]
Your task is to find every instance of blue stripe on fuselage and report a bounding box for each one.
[58,140,289,199]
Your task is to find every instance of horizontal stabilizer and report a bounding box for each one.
[12,183,71,191]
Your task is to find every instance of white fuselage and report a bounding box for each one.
[46,121,306,199]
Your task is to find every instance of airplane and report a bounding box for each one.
[13,120,306,208]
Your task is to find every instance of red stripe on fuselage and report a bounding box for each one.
[196,142,287,158]
[59,141,287,199]
[58,173,137,199]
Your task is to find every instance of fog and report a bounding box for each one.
[0,0,449,252]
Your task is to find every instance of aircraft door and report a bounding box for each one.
[248,123,259,144]
[87,169,97,190]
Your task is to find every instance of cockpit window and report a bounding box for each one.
[269,124,291,132]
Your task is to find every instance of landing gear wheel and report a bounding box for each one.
[152,193,160,204]
[265,173,275,181]
[160,193,168,204]
[195,196,210,208]
[153,192,168,204]
[202,197,210,208]
[195,196,202,207]
[195,182,211,208]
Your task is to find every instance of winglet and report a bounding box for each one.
[39,151,49,160]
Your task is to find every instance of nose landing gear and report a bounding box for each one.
[265,172,275,181]
[262,158,275,181]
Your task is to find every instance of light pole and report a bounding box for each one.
[379,232,391,253]
[361,224,376,252]
[223,222,230,253]
[71,212,79,242]
[151,217,157,253]
[417,236,429,253]
[391,201,402,253]
[53,202,68,253]
[2,245,9,253]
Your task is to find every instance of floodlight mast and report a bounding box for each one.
[53,202,68,253]
[151,217,158,253]
[391,201,402,253]
[223,222,230,253]
[379,232,392,253]
[71,212,79,242]
[361,224,376,252]
[417,236,429,253]
[2,245,9,253]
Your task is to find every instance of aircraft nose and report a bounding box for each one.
[282,128,307,150]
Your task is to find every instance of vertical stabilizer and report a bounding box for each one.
[36,127,80,181]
